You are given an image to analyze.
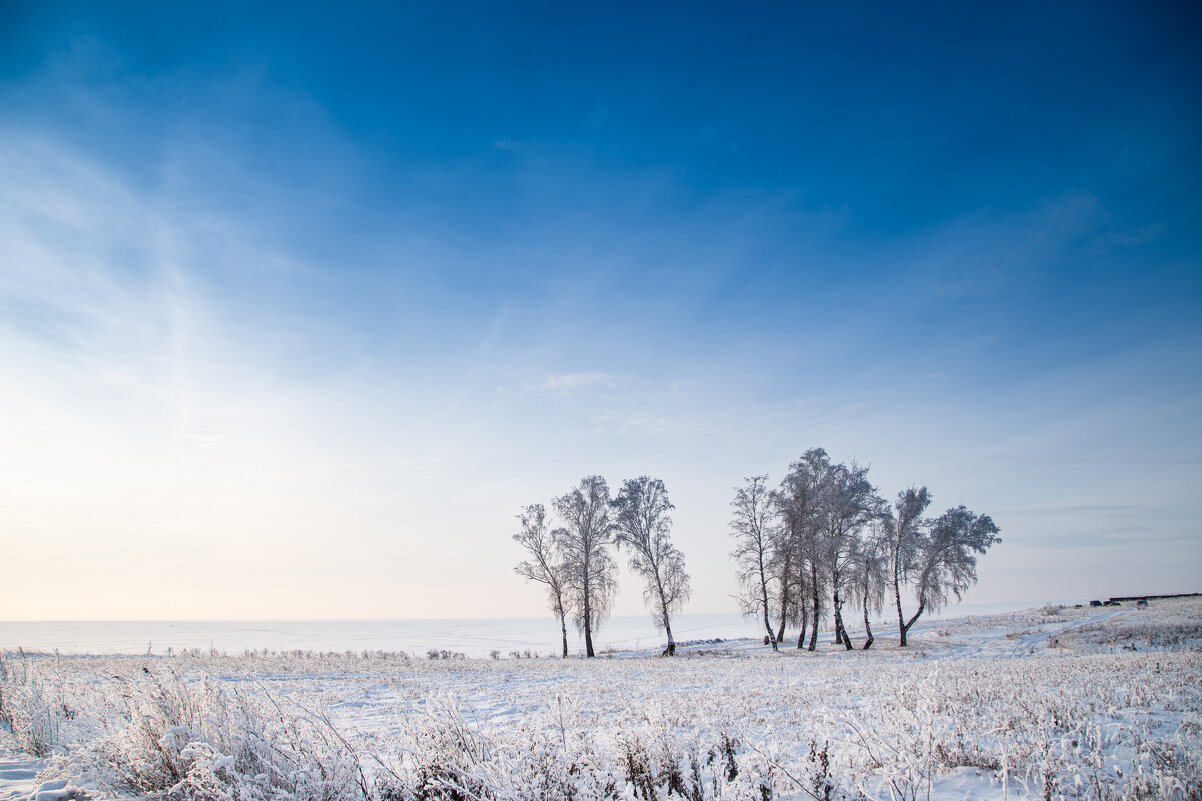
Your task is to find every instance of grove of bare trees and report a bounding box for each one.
[730,447,1000,650]
[513,450,999,657]
[514,474,691,658]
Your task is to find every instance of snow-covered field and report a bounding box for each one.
[0,603,1044,659]
[2,599,1199,800]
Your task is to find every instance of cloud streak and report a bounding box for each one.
[537,372,618,392]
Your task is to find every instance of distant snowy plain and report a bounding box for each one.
[2,599,1199,800]
[0,601,1053,658]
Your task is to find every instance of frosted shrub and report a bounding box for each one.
[0,651,70,756]
[368,696,610,801]
[31,669,368,800]
[425,650,467,661]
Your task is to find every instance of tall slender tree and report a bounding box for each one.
[769,534,795,646]
[554,476,617,658]
[820,459,887,651]
[612,476,691,656]
[775,449,827,650]
[512,503,571,657]
[729,475,779,651]
[889,487,932,647]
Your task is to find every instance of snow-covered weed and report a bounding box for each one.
[0,650,72,756]
[9,664,369,800]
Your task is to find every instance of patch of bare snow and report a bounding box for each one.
[0,724,42,801]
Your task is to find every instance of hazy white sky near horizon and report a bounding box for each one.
[1,2,1200,621]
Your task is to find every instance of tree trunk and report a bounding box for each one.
[659,585,676,656]
[560,611,568,658]
[583,586,595,658]
[797,604,808,649]
[776,551,791,645]
[759,563,778,651]
[833,588,843,645]
[862,605,874,650]
[894,573,908,647]
[807,563,821,651]
[832,591,853,651]
[899,600,925,648]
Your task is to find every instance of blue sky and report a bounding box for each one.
[1,1,1199,621]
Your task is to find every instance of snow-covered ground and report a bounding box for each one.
[1,599,1198,799]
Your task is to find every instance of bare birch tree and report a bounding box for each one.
[905,505,1001,633]
[554,475,617,658]
[612,476,691,656]
[729,475,779,650]
[768,535,794,646]
[819,459,887,651]
[889,486,932,647]
[775,448,828,649]
[512,503,571,657]
[848,515,891,650]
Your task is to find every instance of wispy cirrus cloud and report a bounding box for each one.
[536,372,617,391]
